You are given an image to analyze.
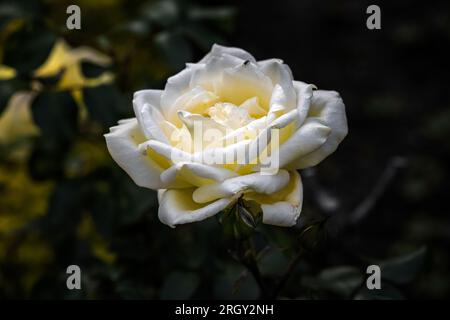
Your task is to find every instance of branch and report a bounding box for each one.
[235,235,270,299]
[270,248,305,299]
[349,156,407,225]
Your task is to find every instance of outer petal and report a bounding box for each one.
[293,81,315,128]
[133,90,171,143]
[193,170,290,203]
[260,171,303,227]
[133,89,162,111]
[293,90,348,169]
[158,188,236,227]
[278,118,331,169]
[104,118,166,189]
[198,44,256,64]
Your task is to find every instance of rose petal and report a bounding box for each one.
[161,162,238,187]
[167,86,220,126]
[141,139,193,164]
[193,170,290,203]
[160,67,198,114]
[158,188,236,227]
[178,110,227,134]
[240,97,266,118]
[216,62,273,108]
[259,171,303,227]
[269,84,290,115]
[199,44,256,64]
[278,118,331,169]
[195,124,276,170]
[190,54,244,92]
[104,119,167,189]
[259,59,296,108]
[293,81,315,128]
[133,90,171,143]
[294,90,348,169]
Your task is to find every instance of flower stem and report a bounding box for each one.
[270,247,305,299]
[236,235,269,299]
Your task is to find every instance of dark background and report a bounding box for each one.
[0,0,449,299]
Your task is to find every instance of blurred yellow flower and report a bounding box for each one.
[0,163,53,235]
[0,38,115,144]
[34,39,114,90]
[77,213,117,264]
[0,91,40,144]
[0,64,16,80]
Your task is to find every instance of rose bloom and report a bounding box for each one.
[105,45,347,227]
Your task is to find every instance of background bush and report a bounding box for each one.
[0,0,449,299]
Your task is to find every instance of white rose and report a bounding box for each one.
[105,45,347,228]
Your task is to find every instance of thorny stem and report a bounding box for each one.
[234,234,305,300]
[236,235,270,299]
[235,198,269,298]
[270,248,305,299]
[226,197,305,300]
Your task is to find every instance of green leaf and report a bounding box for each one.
[187,7,236,33]
[3,24,56,74]
[88,184,117,237]
[111,19,152,38]
[43,179,85,233]
[28,137,67,180]
[0,1,42,29]
[298,221,327,251]
[141,0,179,28]
[187,7,237,22]
[80,62,109,79]
[214,265,259,299]
[34,69,65,87]
[121,183,158,225]
[258,247,289,277]
[82,84,121,129]
[238,204,256,228]
[115,280,148,299]
[219,204,255,241]
[31,90,78,141]
[160,271,199,299]
[317,266,364,297]
[380,246,427,284]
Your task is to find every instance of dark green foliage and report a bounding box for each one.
[0,0,447,300]
[3,25,56,74]
[31,91,78,141]
[83,85,122,129]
